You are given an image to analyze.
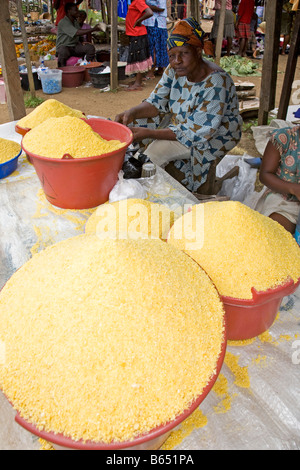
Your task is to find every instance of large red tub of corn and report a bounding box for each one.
[0,236,227,450]
[14,329,226,450]
[166,201,300,342]
[21,118,133,210]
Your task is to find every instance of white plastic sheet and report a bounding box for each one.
[0,122,299,450]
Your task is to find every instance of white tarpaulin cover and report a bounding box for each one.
[0,121,299,450]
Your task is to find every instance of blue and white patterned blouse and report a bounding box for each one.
[144,65,242,190]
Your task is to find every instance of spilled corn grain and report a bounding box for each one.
[161,409,208,450]
[167,201,300,299]
[22,116,125,159]
[225,352,250,389]
[17,98,85,129]
[213,373,233,413]
[0,236,225,444]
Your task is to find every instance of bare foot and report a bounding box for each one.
[126,85,144,91]
[145,72,155,79]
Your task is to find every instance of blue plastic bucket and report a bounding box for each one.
[0,149,22,179]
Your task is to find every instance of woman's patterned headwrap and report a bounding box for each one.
[167,17,205,50]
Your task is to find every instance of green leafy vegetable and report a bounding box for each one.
[220,56,261,76]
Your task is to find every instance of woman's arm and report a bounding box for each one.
[134,7,153,27]
[259,140,300,200]
[75,24,100,36]
[147,4,164,12]
[131,126,177,142]
[115,101,159,125]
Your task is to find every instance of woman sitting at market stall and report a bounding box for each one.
[115,17,242,194]
[255,125,300,234]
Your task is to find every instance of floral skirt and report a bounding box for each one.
[125,34,153,76]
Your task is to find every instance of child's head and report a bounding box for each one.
[78,10,87,26]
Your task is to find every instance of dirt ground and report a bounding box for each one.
[1,53,299,159]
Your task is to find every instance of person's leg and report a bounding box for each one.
[243,38,249,56]
[155,27,169,73]
[143,139,190,167]
[269,212,296,234]
[238,38,245,56]
[281,34,290,54]
[74,43,96,62]
[130,72,144,89]
[126,35,153,91]
[145,26,156,79]
[226,37,232,55]
[57,46,74,67]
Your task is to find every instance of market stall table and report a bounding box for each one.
[0,120,300,450]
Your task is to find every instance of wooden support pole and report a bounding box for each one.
[190,0,200,23]
[0,0,26,120]
[277,8,300,120]
[110,0,118,91]
[16,0,36,98]
[186,0,191,18]
[258,0,283,125]
[215,0,226,65]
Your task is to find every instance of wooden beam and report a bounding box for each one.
[0,0,26,120]
[110,0,118,91]
[258,0,283,125]
[190,0,200,23]
[277,8,300,120]
[16,0,36,98]
[215,0,226,65]
[186,0,191,18]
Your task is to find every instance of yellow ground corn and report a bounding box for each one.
[85,198,178,241]
[167,200,300,299]
[0,138,21,164]
[0,235,225,445]
[22,116,125,159]
[17,98,85,129]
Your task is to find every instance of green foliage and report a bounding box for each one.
[220,56,261,76]
[24,93,44,108]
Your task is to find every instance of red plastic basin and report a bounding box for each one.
[21,118,133,209]
[222,277,300,341]
[58,66,85,87]
[15,124,30,136]
[14,323,227,450]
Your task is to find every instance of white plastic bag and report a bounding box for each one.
[217,154,258,203]
[251,119,293,155]
[109,171,147,203]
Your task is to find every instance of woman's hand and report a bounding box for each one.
[131,127,153,142]
[115,109,136,126]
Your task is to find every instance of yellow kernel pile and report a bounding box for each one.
[0,138,21,164]
[0,235,225,445]
[167,200,300,299]
[17,98,85,129]
[22,116,125,159]
[85,198,178,241]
